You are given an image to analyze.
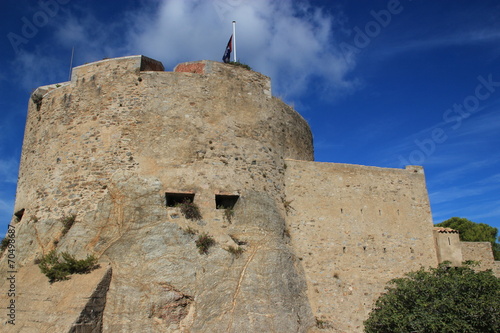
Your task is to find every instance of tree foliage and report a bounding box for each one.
[364,262,500,333]
[436,217,500,260]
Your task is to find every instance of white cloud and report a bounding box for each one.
[11,0,359,100]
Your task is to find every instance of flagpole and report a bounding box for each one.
[232,21,237,62]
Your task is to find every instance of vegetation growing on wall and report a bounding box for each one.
[223,207,234,223]
[436,217,500,260]
[195,233,215,254]
[364,262,500,333]
[60,214,77,237]
[225,245,244,257]
[228,61,252,70]
[37,250,99,282]
[177,200,202,221]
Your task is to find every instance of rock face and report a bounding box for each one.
[1,55,497,333]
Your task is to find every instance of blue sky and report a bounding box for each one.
[1,0,499,238]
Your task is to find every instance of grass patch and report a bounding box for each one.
[37,250,99,282]
[195,233,215,254]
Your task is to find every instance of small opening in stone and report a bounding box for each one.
[14,208,25,221]
[165,192,195,207]
[215,194,239,209]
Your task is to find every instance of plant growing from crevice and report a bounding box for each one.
[226,245,244,257]
[316,318,333,329]
[176,200,202,221]
[183,226,198,235]
[222,207,234,223]
[60,214,76,236]
[227,61,252,70]
[195,233,215,254]
[37,250,99,282]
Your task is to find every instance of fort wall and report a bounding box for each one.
[461,241,498,272]
[284,160,438,332]
[2,55,498,333]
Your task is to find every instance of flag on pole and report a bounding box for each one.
[222,35,232,63]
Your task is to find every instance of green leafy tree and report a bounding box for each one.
[436,217,500,260]
[364,262,500,333]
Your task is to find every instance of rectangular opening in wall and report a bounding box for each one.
[165,192,195,207]
[215,194,239,209]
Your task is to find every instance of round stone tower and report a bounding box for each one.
[6,56,316,332]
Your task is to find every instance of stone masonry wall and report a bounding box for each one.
[433,228,462,266]
[284,160,438,332]
[461,241,497,272]
[11,56,313,266]
[3,56,316,332]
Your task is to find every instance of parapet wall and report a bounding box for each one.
[461,241,497,272]
[284,160,437,332]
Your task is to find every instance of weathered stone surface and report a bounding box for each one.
[0,264,111,333]
[1,55,497,333]
[285,161,438,332]
[2,56,315,332]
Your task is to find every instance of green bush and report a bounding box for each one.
[364,262,500,333]
[37,250,99,282]
[195,233,215,254]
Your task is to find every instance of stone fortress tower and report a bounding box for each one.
[1,55,498,332]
